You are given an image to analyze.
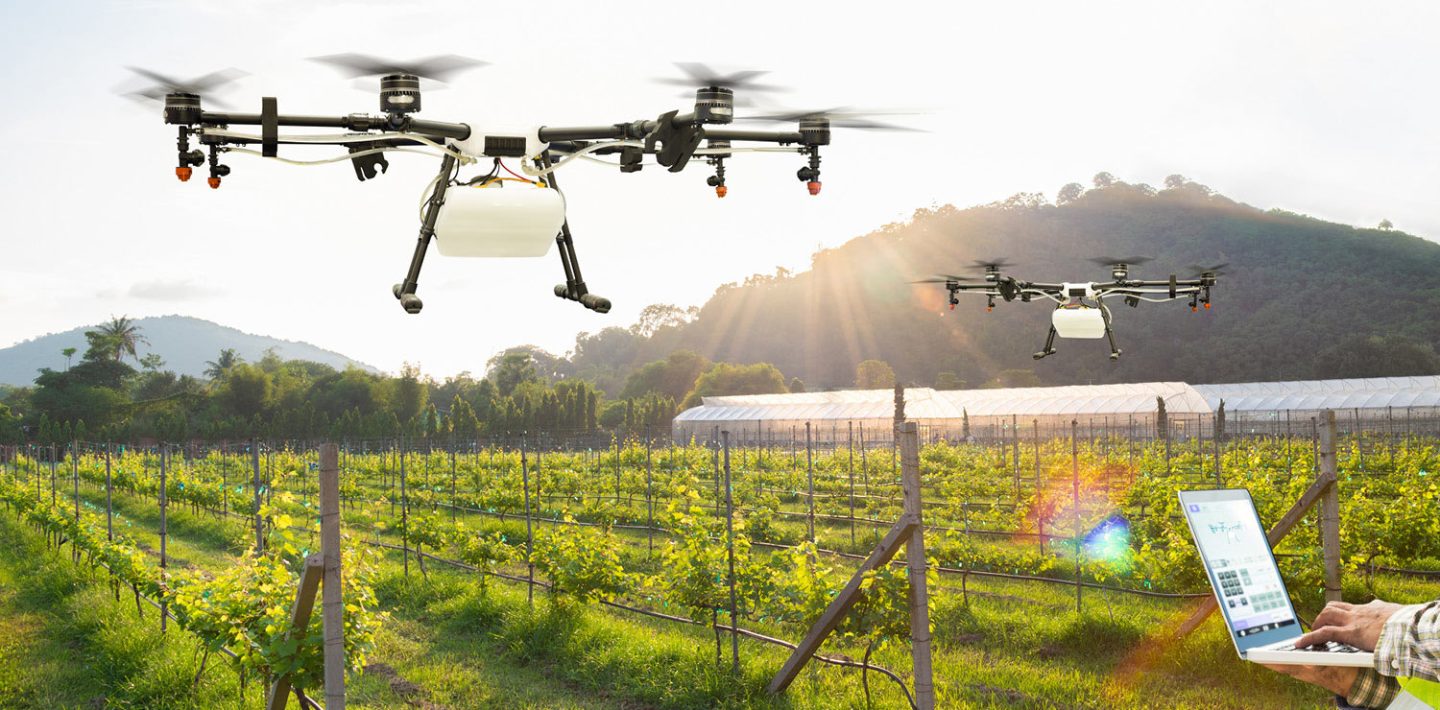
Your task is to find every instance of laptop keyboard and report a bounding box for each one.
[1276,641,1365,654]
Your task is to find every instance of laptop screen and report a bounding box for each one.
[1179,489,1300,654]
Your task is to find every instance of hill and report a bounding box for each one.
[0,315,378,386]
[563,177,1440,391]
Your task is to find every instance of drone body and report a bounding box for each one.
[136,58,910,314]
[917,258,1223,361]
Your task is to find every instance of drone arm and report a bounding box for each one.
[538,123,806,146]
[188,110,472,141]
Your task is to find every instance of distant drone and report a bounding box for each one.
[915,257,1223,361]
[129,57,913,314]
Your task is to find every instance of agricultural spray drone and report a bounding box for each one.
[131,57,913,314]
[914,257,1223,361]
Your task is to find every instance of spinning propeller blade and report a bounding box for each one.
[740,106,924,132]
[119,66,246,108]
[1187,262,1229,276]
[310,53,488,81]
[1088,255,1153,267]
[653,63,787,92]
[971,258,1015,270]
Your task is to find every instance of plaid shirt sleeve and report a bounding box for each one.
[1345,601,1440,708]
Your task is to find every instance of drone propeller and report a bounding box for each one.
[740,107,923,132]
[1187,262,1229,276]
[1088,255,1153,267]
[971,258,1015,270]
[910,274,976,284]
[309,54,488,81]
[653,63,786,92]
[120,66,246,108]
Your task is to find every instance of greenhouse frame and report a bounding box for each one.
[671,376,1440,444]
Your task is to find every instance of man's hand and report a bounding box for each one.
[1295,600,1404,651]
[1260,663,1359,696]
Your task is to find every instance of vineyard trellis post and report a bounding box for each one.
[1175,409,1344,636]
[721,431,741,675]
[521,435,535,608]
[319,444,346,710]
[645,438,654,557]
[848,421,856,547]
[805,422,815,545]
[160,445,169,633]
[105,443,114,541]
[768,413,935,709]
[253,439,264,553]
[400,440,409,577]
[1071,420,1081,615]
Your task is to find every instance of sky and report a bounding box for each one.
[2,1,1437,379]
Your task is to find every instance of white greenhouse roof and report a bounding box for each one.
[675,376,1440,424]
[1192,376,1440,412]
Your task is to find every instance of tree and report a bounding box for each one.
[218,363,272,420]
[392,363,428,423]
[204,348,243,380]
[681,362,788,409]
[854,360,896,390]
[1379,219,1394,230]
[1056,182,1084,205]
[630,303,695,337]
[448,395,479,441]
[487,351,540,397]
[1092,172,1117,189]
[621,350,711,402]
[139,353,165,372]
[93,315,148,363]
[1313,335,1440,379]
[934,371,965,390]
[1163,174,1189,190]
[61,347,76,371]
[788,377,806,393]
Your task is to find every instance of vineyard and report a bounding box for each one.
[1,418,1438,708]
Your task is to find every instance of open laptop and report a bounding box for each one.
[1178,489,1372,667]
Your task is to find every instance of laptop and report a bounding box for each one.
[1178,489,1373,667]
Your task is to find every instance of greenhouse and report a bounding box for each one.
[672,376,1440,443]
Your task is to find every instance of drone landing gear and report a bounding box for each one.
[539,154,610,314]
[1033,326,1058,360]
[1101,304,1122,361]
[392,152,458,314]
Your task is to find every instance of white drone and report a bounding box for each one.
[914,257,1224,360]
[130,56,914,314]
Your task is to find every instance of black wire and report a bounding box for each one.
[458,159,502,187]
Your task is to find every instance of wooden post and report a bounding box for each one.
[805,422,815,545]
[1071,420,1081,615]
[318,444,345,710]
[1318,410,1342,604]
[645,439,654,557]
[722,431,740,675]
[521,437,535,608]
[159,446,168,634]
[848,421,856,547]
[400,443,409,577]
[899,421,935,709]
[253,440,265,553]
[71,441,79,522]
[105,443,114,542]
[266,555,325,710]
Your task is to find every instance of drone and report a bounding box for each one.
[130,57,913,314]
[914,257,1223,361]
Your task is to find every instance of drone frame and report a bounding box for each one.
[934,263,1219,361]
[159,79,834,314]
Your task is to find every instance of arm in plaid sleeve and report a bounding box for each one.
[1374,602,1440,681]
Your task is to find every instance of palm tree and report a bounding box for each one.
[61,347,76,371]
[204,348,243,380]
[95,316,148,362]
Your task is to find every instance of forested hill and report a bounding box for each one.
[0,315,377,386]
[568,177,1440,391]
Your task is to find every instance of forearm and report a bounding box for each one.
[1375,602,1440,680]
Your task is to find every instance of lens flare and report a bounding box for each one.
[1083,515,1132,569]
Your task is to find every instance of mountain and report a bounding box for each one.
[0,315,378,386]
[565,178,1440,391]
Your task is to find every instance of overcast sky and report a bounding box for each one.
[2,1,1436,379]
